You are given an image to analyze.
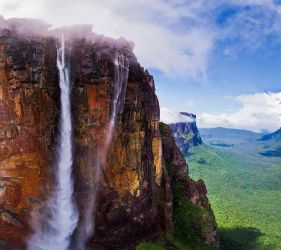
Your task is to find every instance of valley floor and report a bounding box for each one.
[187,144,281,249]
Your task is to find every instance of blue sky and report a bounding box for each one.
[1,0,281,131]
[154,31,281,113]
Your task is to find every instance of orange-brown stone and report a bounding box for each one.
[0,22,219,250]
[0,30,59,248]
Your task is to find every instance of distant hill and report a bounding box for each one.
[258,128,281,157]
[260,128,281,141]
[199,127,263,148]
[199,127,281,157]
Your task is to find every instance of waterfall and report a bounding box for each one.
[105,53,129,147]
[76,53,129,249]
[28,35,78,250]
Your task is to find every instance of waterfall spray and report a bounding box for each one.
[28,35,78,250]
[76,53,129,249]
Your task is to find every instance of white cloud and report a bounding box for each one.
[160,108,195,124]
[2,1,280,133]
[0,0,216,79]
[197,92,281,132]
[1,0,281,79]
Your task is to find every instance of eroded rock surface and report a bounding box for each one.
[0,18,218,250]
[69,38,168,248]
[0,29,60,249]
[160,123,219,248]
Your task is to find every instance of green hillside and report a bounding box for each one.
[199,127,263,148]
[199,127,280,158]
[187,144,281,249]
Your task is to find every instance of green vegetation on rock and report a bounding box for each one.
[136,242,166,250]
[136,123,218,250]
[171,178,217,250]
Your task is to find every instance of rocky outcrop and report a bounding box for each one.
[0,17,218,250]
[170,112,202,154]
[160,123,219,248]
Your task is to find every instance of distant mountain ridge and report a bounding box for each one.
[199,126,281,157]
[258,128,281,157]
[260,128,281,141]
[200,127,262,137]
[199,127,264,148]
[170,112,202,154]
[170,113,281,156]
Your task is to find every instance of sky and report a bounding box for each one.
[0,0,281,132]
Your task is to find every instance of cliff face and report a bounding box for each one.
[69,37,168,248]
[0,18,218,250]
[170,112,202,154]
[0,29,60,249]
[0,25,170,249]
[160,123,219,248]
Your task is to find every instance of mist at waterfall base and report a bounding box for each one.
[28,37,78,250]
[75,53,129,250]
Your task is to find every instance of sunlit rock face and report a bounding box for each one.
[0,29,60,249]
[0,18,218,250]
[0,22,170,249]
[70,38,168,248]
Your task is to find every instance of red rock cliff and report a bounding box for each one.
[0,18,218,250]
[69,36,169,249]
[0,28,60,249]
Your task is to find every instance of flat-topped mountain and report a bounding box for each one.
[169,112,202,154]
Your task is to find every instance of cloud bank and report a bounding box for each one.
[197,92,281,132]
[0,0,215,79]
[1,0,281,79]
[160,108,195,124]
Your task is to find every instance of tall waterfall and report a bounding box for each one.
[28,36,78,250]
[76,53,129,249]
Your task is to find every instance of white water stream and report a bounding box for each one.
[28,36,78,250]
[76,53,129,250]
